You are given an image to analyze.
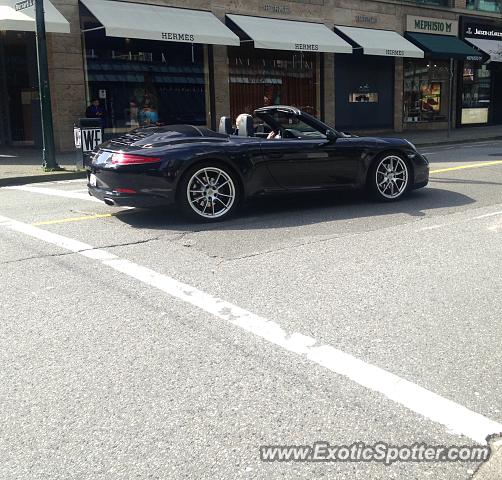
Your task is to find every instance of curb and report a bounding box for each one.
[0,171,87,188]
[411,136,502,149]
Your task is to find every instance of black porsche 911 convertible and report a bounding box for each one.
[87,106,429,221]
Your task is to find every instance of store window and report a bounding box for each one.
[461,63,491,124]
[228,46,319,121]
[83,30,208,135]
[404,59,450,123]
[0,31,41,146]
[467,0,502,13]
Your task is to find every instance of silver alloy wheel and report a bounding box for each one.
[375,155,409,199]
[186,167,236,219]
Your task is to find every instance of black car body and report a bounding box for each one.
[88,106,429,220]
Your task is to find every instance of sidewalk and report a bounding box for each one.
[0,147,86,187]
[2,125,502,186]
[355,124,502,147]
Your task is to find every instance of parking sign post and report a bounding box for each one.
[15,0,59,170]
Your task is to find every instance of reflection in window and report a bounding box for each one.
[467,0,502,12]
[228,46,318,121]
[83,31,208,134]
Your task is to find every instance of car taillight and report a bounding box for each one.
[111,153,161,165]
[115,188,137,194]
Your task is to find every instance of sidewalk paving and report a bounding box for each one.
[356,124,502,147]
[2,124,502,186]
[0,148,86,187]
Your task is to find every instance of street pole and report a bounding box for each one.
[447,57,454,139]
[35,0,59,170]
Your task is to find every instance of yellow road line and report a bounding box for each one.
[32,213,113,226]
[27,159,502,226]
[430,160,502,175]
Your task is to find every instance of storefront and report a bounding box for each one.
[333,26,423,131]
[0,0,69,147]
[460,19,502,125]
[79,0,239,135]
[404,15,484,129]
[225,15,352,122]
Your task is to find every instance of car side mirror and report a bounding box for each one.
[326,130,338,142]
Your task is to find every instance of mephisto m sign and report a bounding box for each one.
[406,16,458,37]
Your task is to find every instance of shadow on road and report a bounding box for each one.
[112,187,475,233]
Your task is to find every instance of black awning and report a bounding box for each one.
[405,33,486,62]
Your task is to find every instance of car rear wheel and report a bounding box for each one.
[369,154,411,201]
[179,164,240,221]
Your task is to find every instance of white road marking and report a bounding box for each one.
[4,185,101,203]
[54,179,87,184]
[416,206,502,232]
[474,211,502,220]
[0,214,500,444]
[417,224,449,232]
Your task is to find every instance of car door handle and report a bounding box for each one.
[269,153,284,159]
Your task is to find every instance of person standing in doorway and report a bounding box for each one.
[85,98,106,128]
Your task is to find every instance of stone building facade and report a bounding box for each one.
[1,0,502,151]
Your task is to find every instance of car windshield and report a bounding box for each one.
[269,110,326,139]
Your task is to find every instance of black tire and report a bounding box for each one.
[368,153,412,202]
[177,162,241,222]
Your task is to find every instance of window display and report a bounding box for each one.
[461,63,491,125]
[404,60,450,123]
[334,54,394,130]
[420,82,441,113]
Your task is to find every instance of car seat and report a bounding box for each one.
[219,116,233,135]
[237,114,254,137]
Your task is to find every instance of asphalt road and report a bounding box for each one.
[1,140,502,479]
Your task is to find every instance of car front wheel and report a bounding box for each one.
[369,154,411,201]
[178,164,240,221]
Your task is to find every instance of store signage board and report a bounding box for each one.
[15,0,35,11]
[407,16,458,37]
[263,4,291,14]
[464,23,502,40]
[355,15,377,25]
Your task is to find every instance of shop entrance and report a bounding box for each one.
[0,31,41,148]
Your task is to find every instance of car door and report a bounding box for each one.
[261,137,362,190]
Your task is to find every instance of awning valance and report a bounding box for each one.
[335,26,424,58]
[405,32,484,61]
[226,14,352,53]
[465,38,502,63]
[0,0,69,33]
[80,0,240,46]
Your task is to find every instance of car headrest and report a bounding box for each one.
[219,116,232,135]
[237,114,254,137]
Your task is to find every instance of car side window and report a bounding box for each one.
[270,112,326,139]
